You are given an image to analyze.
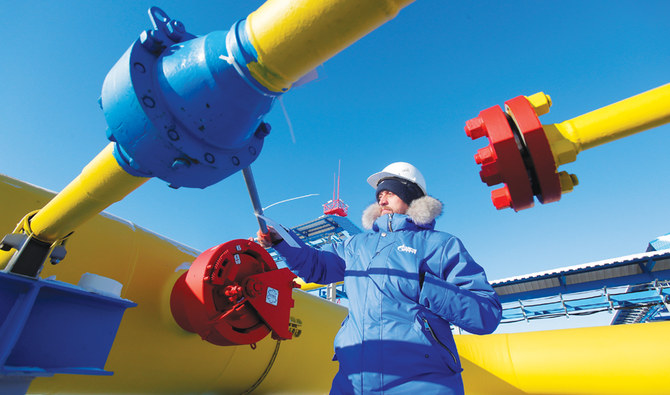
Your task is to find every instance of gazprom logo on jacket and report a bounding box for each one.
[397,244,417,254]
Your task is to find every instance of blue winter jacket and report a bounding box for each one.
[274,200,502,394]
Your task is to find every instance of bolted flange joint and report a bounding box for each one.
[465,94,568,211]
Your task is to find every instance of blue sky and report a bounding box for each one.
[3,0,670,288]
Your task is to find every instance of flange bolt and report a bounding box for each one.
[491,186,513,210]
[465,117,488,140]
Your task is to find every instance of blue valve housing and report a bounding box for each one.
[101,7,277,188]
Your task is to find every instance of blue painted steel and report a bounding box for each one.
[501,286,670,322]
[0,376,32,395]
[268,215,362,266]
[0,272,135,381]
[647,233,670,251]
[101,7,278,188]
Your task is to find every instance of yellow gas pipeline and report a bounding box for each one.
[246,0,414,92]
[457,321,670,395]
[4,174,669,394]
[541,83,670,166]
[28,143,149,244]
[0,144,148,270]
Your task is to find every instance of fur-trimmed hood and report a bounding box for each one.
[361,195,443,230]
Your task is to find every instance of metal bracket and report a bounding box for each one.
[0,233,68,277]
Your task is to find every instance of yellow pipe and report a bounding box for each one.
[457,321,670,395]
[27,143,148,244]
[4,174,670,393]
[246,0,415,92]
[1,174,345,394]
[544,83,670,167]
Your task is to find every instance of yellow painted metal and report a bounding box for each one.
[296,278,342,291]
[544,83,670,167]
[27,143,149,244]
[525,92,552,117]
[246,0,415,92]
[1,174,345,394]
[457,322,670,395]
[558,171,579,193]
[0,143,146,269]
[4,174,670,393]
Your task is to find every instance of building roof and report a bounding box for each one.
[492,249,670,303]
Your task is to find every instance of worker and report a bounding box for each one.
[257,162,502,394]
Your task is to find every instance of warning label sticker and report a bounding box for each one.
[266,287,278,306]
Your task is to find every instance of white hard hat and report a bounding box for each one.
[367,162,427,195]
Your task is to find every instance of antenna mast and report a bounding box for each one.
[323,160,348,217]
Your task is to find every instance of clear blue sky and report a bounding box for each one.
[3,0,670,287]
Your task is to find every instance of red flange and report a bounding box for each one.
[465,105,534,211]
[504,96,561,204]
[170,239,298,346]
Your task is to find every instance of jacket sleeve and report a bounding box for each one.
[273,231,347,285]
[419,236,502,335]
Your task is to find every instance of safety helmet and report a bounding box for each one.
[367,162,427,195]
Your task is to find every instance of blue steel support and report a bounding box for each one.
[0,272,135,392]
[558,274,567,287]
[643,258,656,273]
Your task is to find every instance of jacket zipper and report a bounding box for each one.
[422,317,458,366]
[388,213,393,232]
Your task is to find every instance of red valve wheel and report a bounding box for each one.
[170,239,295,346]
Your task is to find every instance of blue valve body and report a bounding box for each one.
[101,8,277,188]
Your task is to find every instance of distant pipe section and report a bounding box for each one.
[465,84,670,211]
[544,83,670,160]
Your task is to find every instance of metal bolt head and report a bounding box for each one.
[465,117,487,140]
[479,162,502,186]
[475,146,495,165]
[254,122,271,139]
[491,186,512,210]
[558,171,579,193]
[526,92,552,116]
[245,279,263,297]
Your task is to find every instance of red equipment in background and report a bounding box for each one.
[170,239,299,346]
[323,161,348,217]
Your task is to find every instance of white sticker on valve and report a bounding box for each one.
[234,254,241,265]
[266,287,279,306]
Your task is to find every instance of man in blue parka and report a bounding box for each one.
[259,162,502,394]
